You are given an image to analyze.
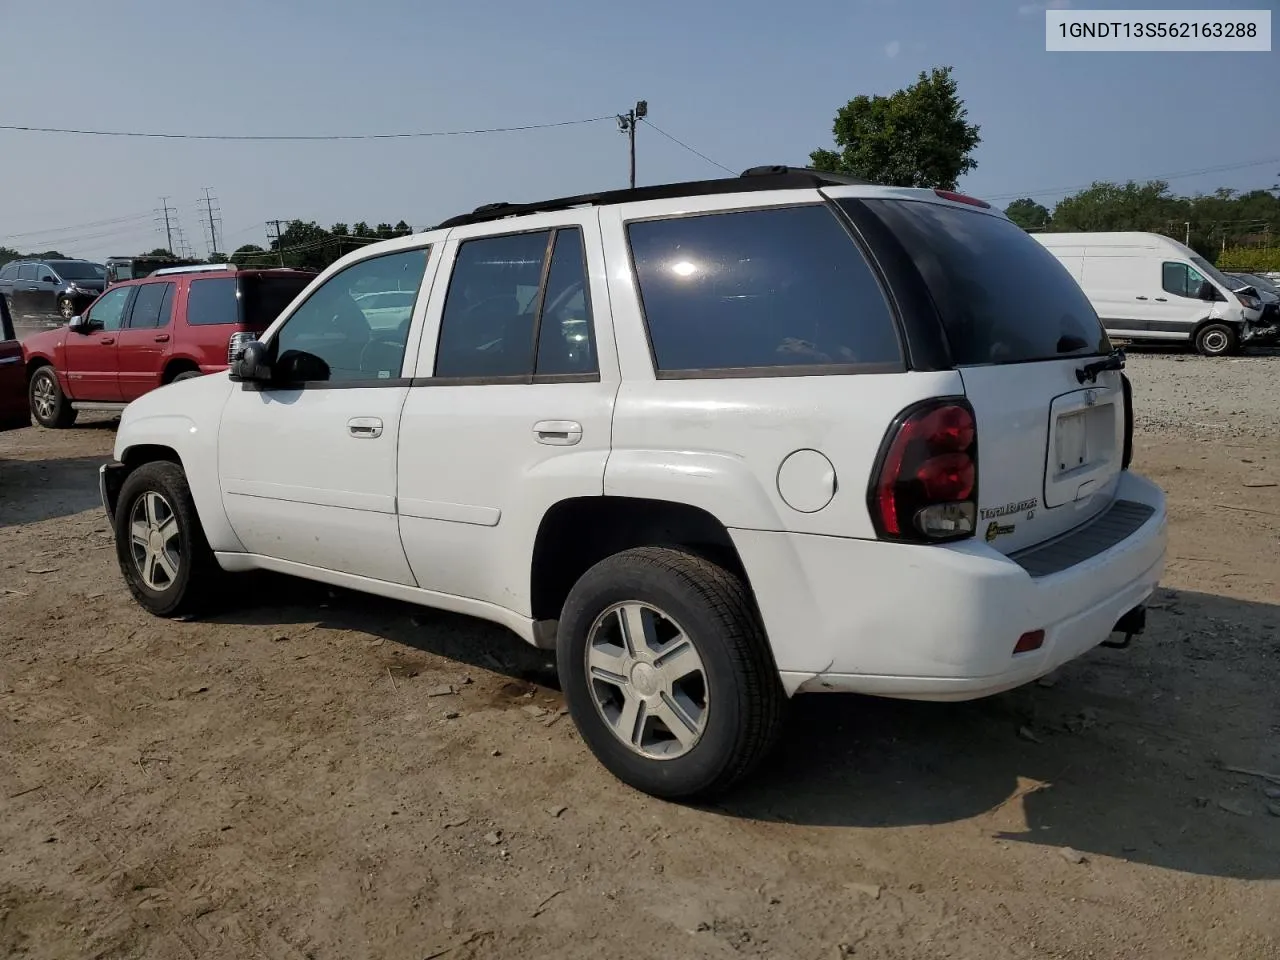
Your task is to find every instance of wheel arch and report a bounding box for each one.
[161,356,202,383]
[529,495,753,629]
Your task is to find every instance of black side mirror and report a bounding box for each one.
[230,340,272,383]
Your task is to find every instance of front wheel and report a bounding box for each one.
[557,546,786,800]
[28,366,77,428]
[114,461,223,618]
[57,296,76,320]
[1195,323,1237,357]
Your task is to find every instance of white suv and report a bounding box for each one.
[100,167,1167,799]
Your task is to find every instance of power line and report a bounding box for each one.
[0,212,154,243]
[0,115,615,142]
[986,156,1280,202]
[640,118,736,176]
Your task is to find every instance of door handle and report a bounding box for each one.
[1135,296,1148,300]
[100,337,115,345]
[1154,297,1167,302]
[348,417,383,439]
[154,334,170,342]
[534,420,583,445]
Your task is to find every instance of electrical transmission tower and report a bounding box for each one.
[199,188,223,258]
[266,220,286,266]
[156,197,177,254]
[173,220,195,260]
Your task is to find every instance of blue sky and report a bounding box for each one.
[0,0,1276,260]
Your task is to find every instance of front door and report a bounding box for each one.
[395,214,618,613]
[62,284,133,402]
[217,245,436,584]
[1154,260,1214,338]
[115,281,177,401]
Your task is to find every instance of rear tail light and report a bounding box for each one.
[227,331,256,365]
[869,398,978,542]
[933,188,991,209]
[1120,372,1133,469]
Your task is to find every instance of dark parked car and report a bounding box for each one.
[0,294,29,432]
[0,258,106,322]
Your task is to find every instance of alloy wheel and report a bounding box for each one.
[31,373,57,422]
[584,601,709,760]
[128,491,182,591]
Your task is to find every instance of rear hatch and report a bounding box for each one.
[834,193,1124,555]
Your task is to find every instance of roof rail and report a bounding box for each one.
[434,165,878,230]
[150,262,235,277]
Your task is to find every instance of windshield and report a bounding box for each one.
[49,261,105,280]
[849,199,1110,365]
[1190,256,1237,292]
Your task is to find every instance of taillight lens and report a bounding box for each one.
[1120,372,1133,470]
[869,398,978,542]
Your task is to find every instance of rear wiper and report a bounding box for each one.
[1076,347,1126,384]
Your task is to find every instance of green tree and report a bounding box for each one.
[1005,198,1052,231]
[145,247,177,258]
[810,66,981,190]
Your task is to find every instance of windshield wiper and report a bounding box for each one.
[1076,347,1126,384]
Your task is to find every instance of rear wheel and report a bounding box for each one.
[1194,323,1237,357]
[557,546,786,800]
[28,366,76,428]
[114,461,223,618]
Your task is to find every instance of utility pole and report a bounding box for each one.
[616,100,648,189]
[199,188,222,258]
[157,197,176,255]
[266,220,286,266]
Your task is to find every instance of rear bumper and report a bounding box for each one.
[733,471,1167,700]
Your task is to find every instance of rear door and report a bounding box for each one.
[11,263,41,321]
[116,281,177,400]
[837,193,1123,555]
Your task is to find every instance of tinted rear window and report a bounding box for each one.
[185,277,238,326]
[850,199,1109,366]
[627,205,901,375]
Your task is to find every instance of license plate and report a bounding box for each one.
[1055,412,1088,473]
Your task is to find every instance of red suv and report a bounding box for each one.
[22,266,315,428]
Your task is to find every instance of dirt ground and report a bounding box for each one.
[1,355,1278,960]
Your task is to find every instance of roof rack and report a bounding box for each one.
[150,262,235,277]
[434,165,875,230]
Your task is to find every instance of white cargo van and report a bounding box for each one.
[1033,232,1271,356]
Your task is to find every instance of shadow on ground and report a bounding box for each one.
[0,452,113,526]
[208,575,1280,884]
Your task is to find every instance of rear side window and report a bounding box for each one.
[186,277,238,326]
[126,282,175,329]
[17,264,37,281]
[0,264,17,282]
[627,205,901,375]
[851,199,1109,366]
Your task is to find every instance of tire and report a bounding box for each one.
[113,461,223,618]
[557,546,786,801]
[28,366,77,429]
[57,296,76,320]
[171,370,202,383]
[1194,323,1237,357]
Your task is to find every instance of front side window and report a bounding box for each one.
[1162,262,1209,299]
[38,266,59,284]
[126,282,175,329]
[629,205,902,374]
[272,248,428,383]
[87,286,132,331]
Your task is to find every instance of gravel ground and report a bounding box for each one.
[1,351,1278,960]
